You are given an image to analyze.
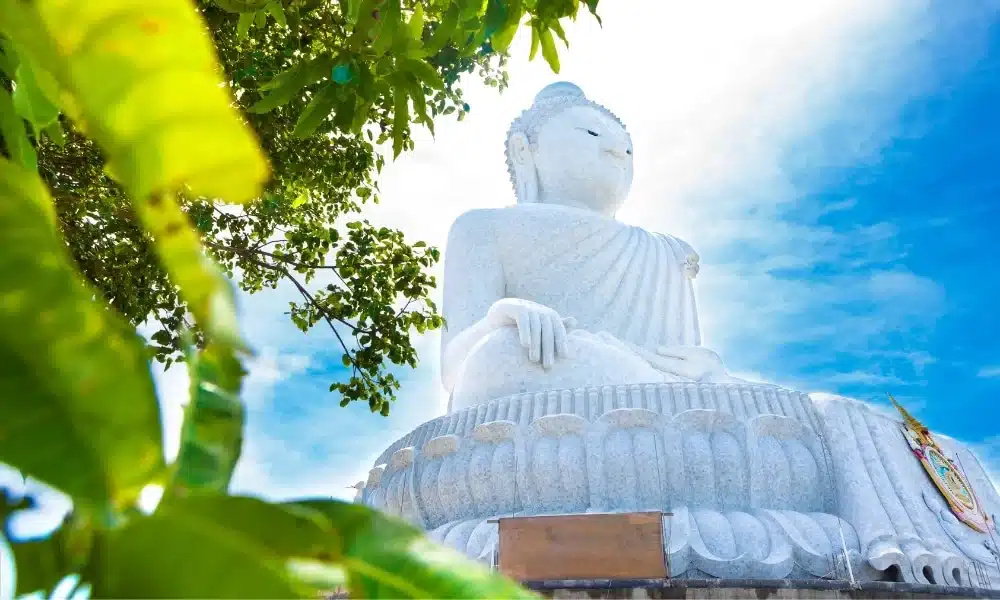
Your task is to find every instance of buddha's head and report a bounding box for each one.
[505,82,633,217]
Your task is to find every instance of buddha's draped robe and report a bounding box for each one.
[440,203,708,411]
[442,203,702,351]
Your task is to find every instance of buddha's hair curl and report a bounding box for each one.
[504,82,629,201]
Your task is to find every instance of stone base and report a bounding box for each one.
[528,579,1000,599]
[360,381,1000,589]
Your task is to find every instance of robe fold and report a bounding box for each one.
[488,203,702,349]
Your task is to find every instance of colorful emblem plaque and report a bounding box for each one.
[891,395,990,533]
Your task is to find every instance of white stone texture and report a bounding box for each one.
[360,82,1000,589]
[811,393,1000,587]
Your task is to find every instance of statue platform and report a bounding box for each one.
[360,381,1000,589]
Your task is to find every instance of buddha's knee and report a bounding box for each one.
[450,327,665,412]
[451,327,547,411]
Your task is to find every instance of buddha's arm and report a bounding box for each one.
[439,211,506,393]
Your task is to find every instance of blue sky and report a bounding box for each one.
[2,1,1000,571]
[154,0,1000,502]
[219,0,1000,499]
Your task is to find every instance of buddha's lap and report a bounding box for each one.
[451,326,665,411]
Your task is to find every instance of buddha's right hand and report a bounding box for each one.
[486,298,576,369]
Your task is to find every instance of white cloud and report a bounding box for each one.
[977,365,1000,378]
[824,371,911,387]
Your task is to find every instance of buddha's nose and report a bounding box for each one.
[602,137,632,160]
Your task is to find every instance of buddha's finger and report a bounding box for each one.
[555,318,571,358]
[528,311,542,363]
[650,355,704,380]
[541,315,555,369]
[516,310,531,348]
[656,345,699,360]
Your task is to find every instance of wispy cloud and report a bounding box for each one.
[977,365,1000,378]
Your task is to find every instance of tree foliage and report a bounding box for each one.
[4,0,599,415]
[0,0,599,597]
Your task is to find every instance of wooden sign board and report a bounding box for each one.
[496,511,667,581]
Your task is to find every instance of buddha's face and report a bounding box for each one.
[533,104,633,216]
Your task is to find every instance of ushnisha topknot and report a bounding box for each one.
[504,82,629,202]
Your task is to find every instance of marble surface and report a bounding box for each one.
[359,82,1000,589]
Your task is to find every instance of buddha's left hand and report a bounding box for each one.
[650,345,729,382]
[594,334,732,382]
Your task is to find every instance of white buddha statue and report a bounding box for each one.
[362,82,1000,589]
[441,82,741,412]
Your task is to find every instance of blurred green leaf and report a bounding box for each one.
[95,496,324,598]
[0,87,37,170]
[265,1,286,27]
[42,119,66,147]
[11,60,61,133]
[5,536,67,597]
[0,159,164,511]
[290,499,537,599]
[212,0,269,13]
[167,343,246,497]
[0,0,270,203]
[133,192,244,350]
[0,38,18,78]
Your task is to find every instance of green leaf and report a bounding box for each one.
[482,0,507,40]
[528,22,540,60]
[460,0,488,20]
[550,19,568,47]
[133,193,244,350]
[391,85,409,158]
[293,84,339,138]
[424,3,460,55]
[585,0,602,26]
[95,497,325,598]
[0,38,18,79]
[5,536,73,598]
[167,343,246,496]
[406,3,425,41]
[253,54,334,110]
[538,27,560,72]
[400,57,445,90]
[212,0,270,13]
[289,499,537,599]
[11,60,61,132]
[0,0,270,203]
[371,0,401,56]
[237,11,254,38]
[265,1,287,27]
[0,159,164,511]
[42,119,66,147]
[0,86,37,171]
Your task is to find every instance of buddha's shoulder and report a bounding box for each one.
[447,206,526,236]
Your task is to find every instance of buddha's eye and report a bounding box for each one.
[586,129,599,137]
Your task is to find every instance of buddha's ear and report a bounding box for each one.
[508,131,539,203]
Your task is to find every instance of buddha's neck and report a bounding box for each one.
[536,192,618,218]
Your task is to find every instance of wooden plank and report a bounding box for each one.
[497,512,667,581]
